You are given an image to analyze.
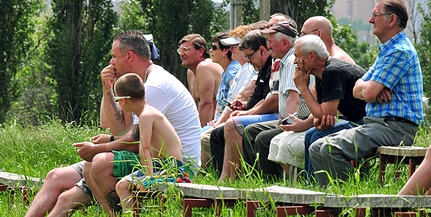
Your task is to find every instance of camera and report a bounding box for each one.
[282,116,294,125]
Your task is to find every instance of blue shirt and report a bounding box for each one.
[215,60,241,117]
[361,31,423,125]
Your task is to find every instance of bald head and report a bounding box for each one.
[301,16,333,37]
[268,13,297,30]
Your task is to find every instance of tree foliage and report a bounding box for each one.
[270,0,334,31]
[418,1,431,123]
[135,0,221,83]
[0,0,40,124]
[45,0,117,124]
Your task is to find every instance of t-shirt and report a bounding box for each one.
[215,60,241,118]
[316,57,367,122]
[140,66,201,170]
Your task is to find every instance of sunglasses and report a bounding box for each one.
[211,44,220,51]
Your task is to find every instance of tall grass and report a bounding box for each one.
[0,119,430,216]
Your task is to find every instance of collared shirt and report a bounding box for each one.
[362,31,423,125]
[215,60,241,119]
[278,47,314,119]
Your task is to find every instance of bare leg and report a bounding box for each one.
[48,186,91,217]
[280,163,291,176]
[220,119,243,181]
[85,152,121,216]
[399,146,431,195]
[25,166,81,217]
[116,179,134,211]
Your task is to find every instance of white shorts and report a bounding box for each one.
[268,131,306,169]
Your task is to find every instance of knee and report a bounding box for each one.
[115,179,130,196]
[91,153,113,175]
[44,168,65,184]
[224,119,236,132]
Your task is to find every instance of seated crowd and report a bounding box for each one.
[25,0,427,216]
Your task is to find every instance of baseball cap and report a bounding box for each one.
[261,21,298,38]
[220,36,241,46]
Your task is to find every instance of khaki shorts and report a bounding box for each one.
[268,131,306,169]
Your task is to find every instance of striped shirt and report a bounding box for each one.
[279,47,314,119]
[362,31,423,125]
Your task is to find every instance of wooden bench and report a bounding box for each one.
[133,183,242,217]
[0,171,42,204]
[378,146,427,184]
[244,185,329,217]
[324,193,431,216]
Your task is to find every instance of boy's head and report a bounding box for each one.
[114,73,146,108]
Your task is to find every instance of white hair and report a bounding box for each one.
[295,35,329,59]
[273,32,296,47]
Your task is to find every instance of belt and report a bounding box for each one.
[383,117,418,126]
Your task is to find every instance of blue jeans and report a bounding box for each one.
[304,119,364,181]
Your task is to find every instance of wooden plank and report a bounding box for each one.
[378,146,427,157]
[324,194,431,208]
[153,183,241,199]
[246,185,328,205]
[0,172,42,188]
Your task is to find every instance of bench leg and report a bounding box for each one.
[315,209,339,217]
[246,200,264,217]
[183,198,211,217]
[276,205,314,217]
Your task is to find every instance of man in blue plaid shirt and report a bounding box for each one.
[309,0,423,187]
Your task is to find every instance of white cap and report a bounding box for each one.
[220,36,241,46]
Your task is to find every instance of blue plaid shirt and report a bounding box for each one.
[362,31,423,125]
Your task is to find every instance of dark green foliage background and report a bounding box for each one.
[0,0,429,126]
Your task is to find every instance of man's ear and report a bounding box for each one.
[388,14,397,28]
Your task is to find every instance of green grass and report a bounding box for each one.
[0,119,430,216]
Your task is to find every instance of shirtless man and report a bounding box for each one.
[178,34,223,127]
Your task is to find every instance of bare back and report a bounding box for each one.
[138,105,183,166]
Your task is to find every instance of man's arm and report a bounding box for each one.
[195,63,222,126]
[99,65,134,135]
[353,79,386,102]
[74,127,139,162]
[240,93,279,115]
[284,90,300,117]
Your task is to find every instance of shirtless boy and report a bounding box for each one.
[113,73,183,214]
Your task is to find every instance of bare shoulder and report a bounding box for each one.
[196,58,223,74]
[140,105,164,121]
[332,46,355,64]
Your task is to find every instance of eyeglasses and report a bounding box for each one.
[300,29,319,37]
[177,46,194,54]
[211,44,220,51]
[371,13,391,18]
[244,49,258,61]
[114,96,131,102]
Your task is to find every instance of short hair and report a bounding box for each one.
[213,32,232,60]
[178,34,210,58]
[248,20,269,31]
[229,25,249,39]
[114,30,151,60]
[272,32,296,47]
[295,35,329,59]
[378,0,408,29]
[114,73,146,101]
[238,30,267,51]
